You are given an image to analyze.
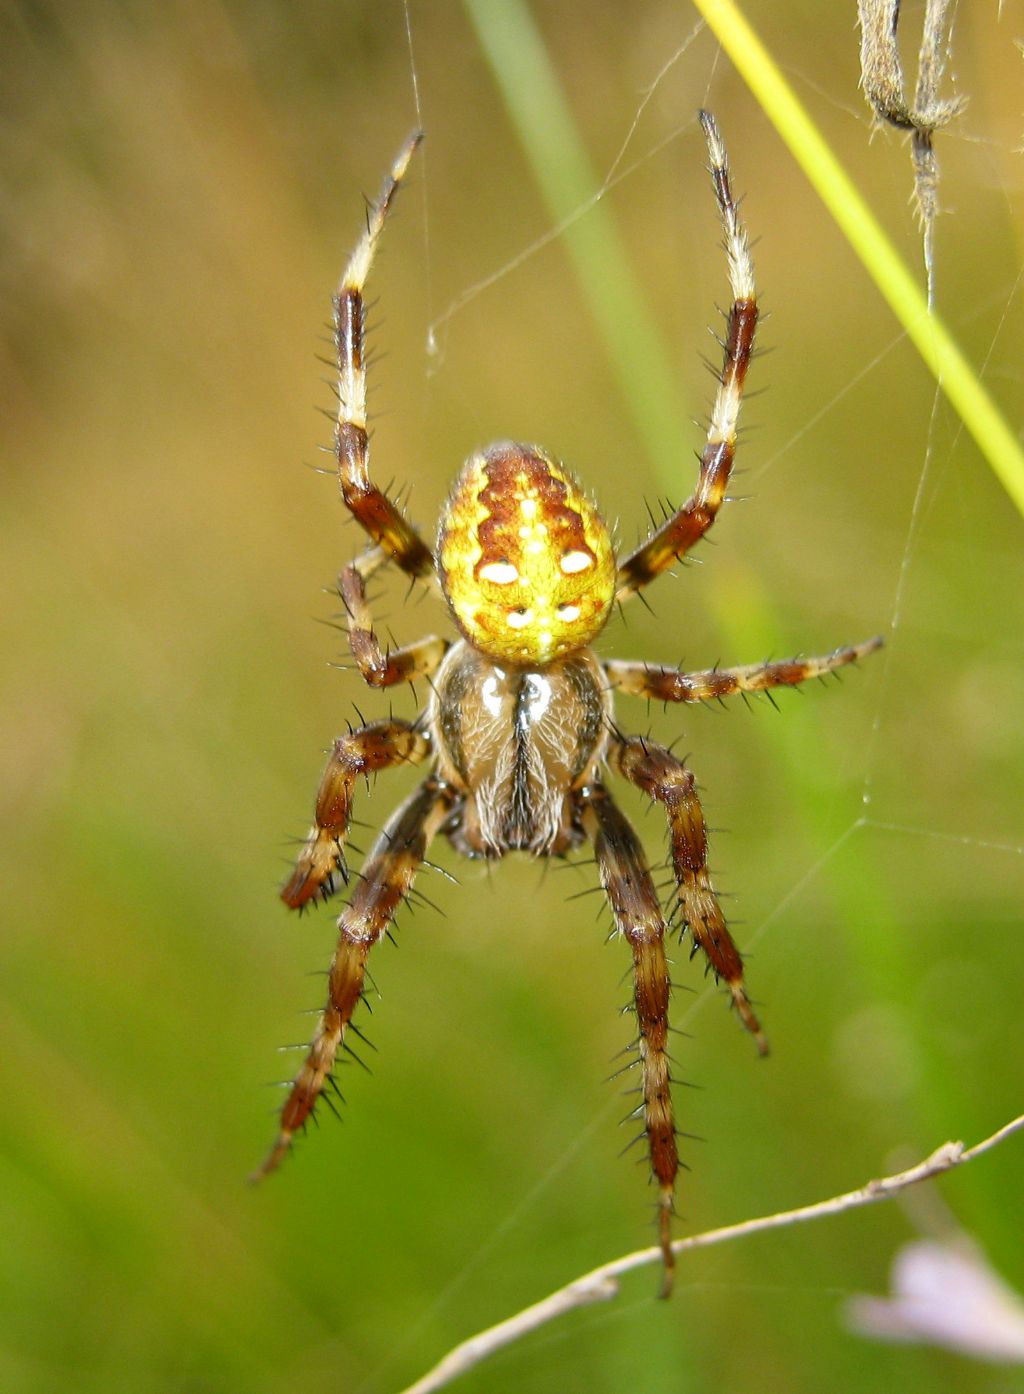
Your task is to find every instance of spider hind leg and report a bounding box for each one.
[333,132,433,576]
[616,111,757,600]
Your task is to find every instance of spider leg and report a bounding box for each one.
[340,547,449,689]
[610,735,768,1055]
[254,776,454,1181]
[604,636,883,703]
[334,132,434,578]
[617,111,756,600]
[580,783,679,1298]
[282,719,432,908]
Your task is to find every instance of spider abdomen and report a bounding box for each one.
[429,641,611,857]
[437,441,616,666]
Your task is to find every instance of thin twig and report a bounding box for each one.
[397,1113,1024,1394]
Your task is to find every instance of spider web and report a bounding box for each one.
[1,6,1021,1393]
[336,5,1024,1390]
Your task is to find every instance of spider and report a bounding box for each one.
[252,114,881,1296]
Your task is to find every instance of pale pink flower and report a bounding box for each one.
[846,1239,1024,1363]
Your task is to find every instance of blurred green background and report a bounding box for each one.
[2,2,1022,1392]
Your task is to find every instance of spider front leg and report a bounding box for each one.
[581,784,679,1298]
[254,777,454,1181]
[334,132,433,578]
[285,547,448,907]
[339,548,449,689]
[618,111,756,599]
[282,719,431,908]
[611,736,768,1055]
[604,636,883,704]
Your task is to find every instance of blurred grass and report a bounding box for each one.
[2,3,1023,1394]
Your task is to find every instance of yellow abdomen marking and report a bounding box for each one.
[438,442,616,665]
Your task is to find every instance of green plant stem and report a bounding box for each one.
[462,0,687,479]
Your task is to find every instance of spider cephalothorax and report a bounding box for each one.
[253,118,881,1296]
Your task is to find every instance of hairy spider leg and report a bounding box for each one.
[611,736,768,1054]
[255,778,454,1181]
[604,636,883,703]
[582,786,679,1297]
[282,720,432,909]
[617,110,757,599]
[339,546,449,688]
[334,131,434,578]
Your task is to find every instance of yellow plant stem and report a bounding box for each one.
[692,0,1024,520]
